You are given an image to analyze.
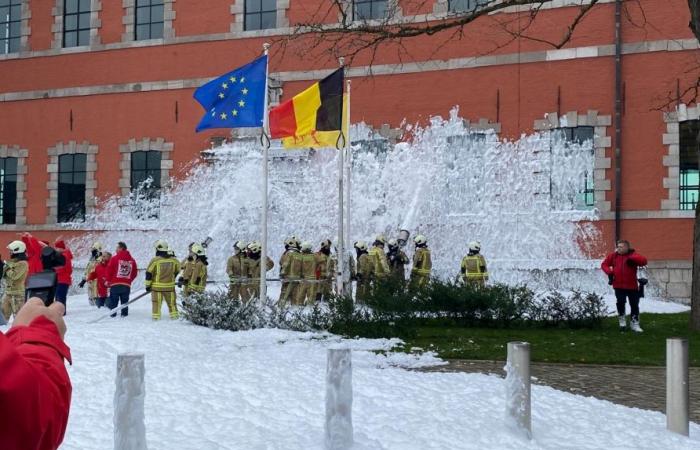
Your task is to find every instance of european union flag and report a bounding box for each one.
[194,55,267,132]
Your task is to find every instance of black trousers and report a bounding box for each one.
[614,288,640,320]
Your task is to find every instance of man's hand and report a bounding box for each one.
[12,298,67,339]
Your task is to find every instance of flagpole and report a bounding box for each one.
[336,57,346,296]
[344,78,352,290]
[260,42,271,301]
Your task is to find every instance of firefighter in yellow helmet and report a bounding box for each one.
[226,240,248,301]
[368,234,391,283]
[315,239,336,301]
[278,236,298,304]
[2,240,29,320]
[179,242,197,293]
[387,238,409,281]
[78,241,103,307]
[294,241,318,305]
[461,241,489,287]
[353,241,374,303]
[145,240,180,320]
[281,239,302,305]
[245,241,274,301]
[410,234,432,289]
[179,243,208,296]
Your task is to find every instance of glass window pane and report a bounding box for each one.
[78,12,90,29]
[146,151,161,168]
[245,14,260,31]
[373,0,387,18]
[74,171,86,185]
[150,22,163,39]
[59,154,74,172]
[0,23,7,38]
[65,14,77,30]
[131,151,146,169]
[135,23,150,39]
[64,31,77,47]
[4,157,17,175]
[65,0,79,14]
[9,4,19,19]
[246,0,261,13]
[151,0,164,5]
[354,3,371,20]
[79,0,90,12]
[78,29,89,45]
[9,20,19,37]
[7,36,18,52]
[73,154,86,171]
[136,6,150,24]
[573,126,594,144]
[151,4,163,22]
[59,172,72,184]
[260,11,276,29]
[261,0,276,12]
[0,7,8,21]
[0,1,9,8]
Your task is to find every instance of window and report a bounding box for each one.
[244,0,276,31]
[353,0,387,20]
[679,120,699,210]
[0,157,17,224]
[63,0,91,47]
[449,0,487,13]
[550,126,595,210]
[131,150,161,195]
[0,0,21,54]
[135,0,163,40]
[57,153,86,222]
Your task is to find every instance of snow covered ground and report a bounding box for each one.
[2,293,697,449]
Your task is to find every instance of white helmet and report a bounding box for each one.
[248,241,262,253]
[354,241,368,251]
[320,239,332,249]
[375,234,386,245]
[166,246,175,257]
[284,236,299,247]
[7,240,26,255]
[387,238,398,248]
[300,241,312,252]
[91,241,103,251]
[414,234,427,246]
[234,240,247,251]
[191,243,206,256]
[469,241,481,252]
[155,240,168,252]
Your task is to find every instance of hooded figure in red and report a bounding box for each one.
[21,232,45,275]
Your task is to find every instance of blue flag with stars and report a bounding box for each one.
[194,55,267,132]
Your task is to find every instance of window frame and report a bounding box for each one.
[134,0,164,41]
[352,0,388,21]
[57,153,87,223]
[550,125,596,210]
[0,0,22,55]
[0,157,17,224]
[244,0,277,32]
[130,150,162,194]
[62,0,92,48]
[679,120,700,211]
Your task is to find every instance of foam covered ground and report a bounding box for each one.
[2,293,697,449]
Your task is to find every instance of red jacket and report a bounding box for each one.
[87,261,110,297]
[107,249,137,287]
[53,240,73,285]
[21,233,45,275]
[601,250,648,290]
[0,316,72,450]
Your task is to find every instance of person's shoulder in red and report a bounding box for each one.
[53,240,73,284]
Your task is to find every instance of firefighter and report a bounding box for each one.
[460,241,489,286]
[387,238,409,281]
[78,241,103,306]
[353,241,374,303]
[410,234,432,288]
[145,240,180,320]
[368,235,391,281]
[295,241,318,305]
[315,239,336,301]
[281,240,302,305]
[226,241,248,301]
[245,241,274,301]
[179,242,197,290]
[179,243,208,296]
[2,241,29,320]
[278,236,299,304]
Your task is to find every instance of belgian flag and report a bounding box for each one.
[269,68,345,149]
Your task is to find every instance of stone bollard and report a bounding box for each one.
[114,353,147,450]
[666,338,689,436]
[505,341,531,439]
[325,348,353,450]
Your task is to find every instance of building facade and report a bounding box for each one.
[0,0,697,299]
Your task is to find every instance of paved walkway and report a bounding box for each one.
[422,359,700,423]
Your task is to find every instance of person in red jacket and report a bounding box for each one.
[0,297,72,450]
[53,239,73,314]
[601,240,648,332]
[86,251,111,308]
[21,232,46,275]
[106,242,137,318]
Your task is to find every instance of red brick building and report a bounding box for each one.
[0,0,697,299]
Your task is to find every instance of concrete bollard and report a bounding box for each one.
[505,341,532,439]
[666,338,689,436]
[325,348,353,450]
[114,353,147,450]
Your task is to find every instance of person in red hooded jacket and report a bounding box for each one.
[53,239,73,314]
[601,240,648,332]
[0,297,72,450]
[21,232,45,275]
[106,242,137,318]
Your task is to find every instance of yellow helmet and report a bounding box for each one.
[7,240,26,255]
[91,241,104,251]
[191,243,206,256]
[155,240,168,252]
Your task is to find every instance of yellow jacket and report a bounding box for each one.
[368,247,390,278]
[412,247,432,276]
[3,259,28,295]
[184,259,207,293]
[145,256,180,291]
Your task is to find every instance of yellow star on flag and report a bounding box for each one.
[229,76,237,83]
[232,110,238,116]
[220,112,227,120]
[218,92,225,99]
[242,88,248,95]
[222,82,228,89]
[238,100,245,107]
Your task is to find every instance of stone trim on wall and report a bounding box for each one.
[646,259,692,304]
[533,110,613,213]
[0,145,28,225]
[51,0,102,49]
[118,138,174,196]
[121,0,176,43]
[45,141,98,224]
[231,0,290,33]
[661,104,699,210]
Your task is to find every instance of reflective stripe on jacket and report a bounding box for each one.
[145,256,180,291]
